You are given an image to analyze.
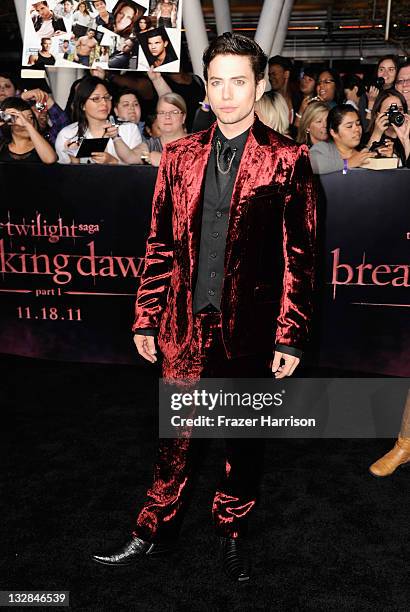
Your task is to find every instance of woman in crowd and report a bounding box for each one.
[255,92,290,136]
[0,97,56,163]
[370,391,410,477]
[0,73,19,103]
[365,55,400,122]
[309,104,376,174]
[376,55,399,90]
[296,100,329,147]
[113,1,141,38]
[72,2,95,28]
[127,92,186,166]
[315,68,343,108]
[55,76,141,164]
[365,89,410,167]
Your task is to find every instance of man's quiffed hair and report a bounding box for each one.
[203,32,267,83]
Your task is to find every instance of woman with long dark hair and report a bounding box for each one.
[55,76,141,164]
[113,1,141,38]
[315,68,343,108]
[309,104,375,174]
[0,97,56,163]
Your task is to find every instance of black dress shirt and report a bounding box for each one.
[192,126,249,313]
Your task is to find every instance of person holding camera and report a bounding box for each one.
[309,104,376,174]
[365,89,410,167]
[0,97,56,163]
[364,55,399,124]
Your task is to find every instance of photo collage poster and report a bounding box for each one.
[22,0,182,74]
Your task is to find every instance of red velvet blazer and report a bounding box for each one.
[133,117,317,364]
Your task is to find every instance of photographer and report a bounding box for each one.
[0,97,56,164]
[365,55,399,122]
[365,89,410,167]
[55,76,141,164]
[20,87,69,146]
[310,104,376,174]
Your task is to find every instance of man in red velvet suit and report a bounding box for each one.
[92,33,317,582]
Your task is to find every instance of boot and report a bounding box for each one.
[369,436,410,477]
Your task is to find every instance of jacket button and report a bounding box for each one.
[208,289,215,296]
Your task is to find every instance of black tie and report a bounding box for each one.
[216,139,234,194]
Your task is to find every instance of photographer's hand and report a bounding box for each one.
[366,85,379,109]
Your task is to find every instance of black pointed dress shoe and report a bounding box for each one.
[91,536,173,566]
[220,537,250,582]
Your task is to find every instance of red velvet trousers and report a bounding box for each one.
[133,312,269,541]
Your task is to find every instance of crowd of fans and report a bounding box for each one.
[0,51,409,172]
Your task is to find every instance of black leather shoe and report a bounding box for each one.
[91,536,173,566]
[220,537,250,582]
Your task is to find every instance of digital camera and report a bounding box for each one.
[0,110,15,123]
[386,103,405,127]
[367,76,385,90]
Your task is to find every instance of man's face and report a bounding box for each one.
[268,64,288,91]
[87,30,96,39]
[93,1,106,13]
[64,1,72,12]
[34,3,52,19]
[122,39,134,53]
[42,38,52,51]
[206,54,265,129]
[148,35,167,58]
[396,66,410,107]
[0,77,16,103]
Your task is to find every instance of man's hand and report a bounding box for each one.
[134,334,157,363]
[271,351,300,378]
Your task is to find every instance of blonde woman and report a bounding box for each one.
[123,92,187,166]
[370,391,410,477]
[255,92,290,136]
[296,100,329,147]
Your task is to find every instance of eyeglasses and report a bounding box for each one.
[396,78,410,86]
[317,79,335,85]
[157,110,183,116]
[88,95,112,103]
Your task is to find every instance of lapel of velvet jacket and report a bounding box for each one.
[184,122,217,291]
[223,116,269,275]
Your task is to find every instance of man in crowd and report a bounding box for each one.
[396,62,410,108]
[268,55,299,127]
[92,32,316,583]
[74,28,98,67]
[31,1,66,38]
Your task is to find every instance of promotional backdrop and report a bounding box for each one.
[0,164,408,375]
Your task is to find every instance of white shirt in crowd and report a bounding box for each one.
[55,121,142,164]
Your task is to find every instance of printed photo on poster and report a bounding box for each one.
[22,0,182,73]
[137,26,178,70]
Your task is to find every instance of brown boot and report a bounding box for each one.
[369,436,410,477]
